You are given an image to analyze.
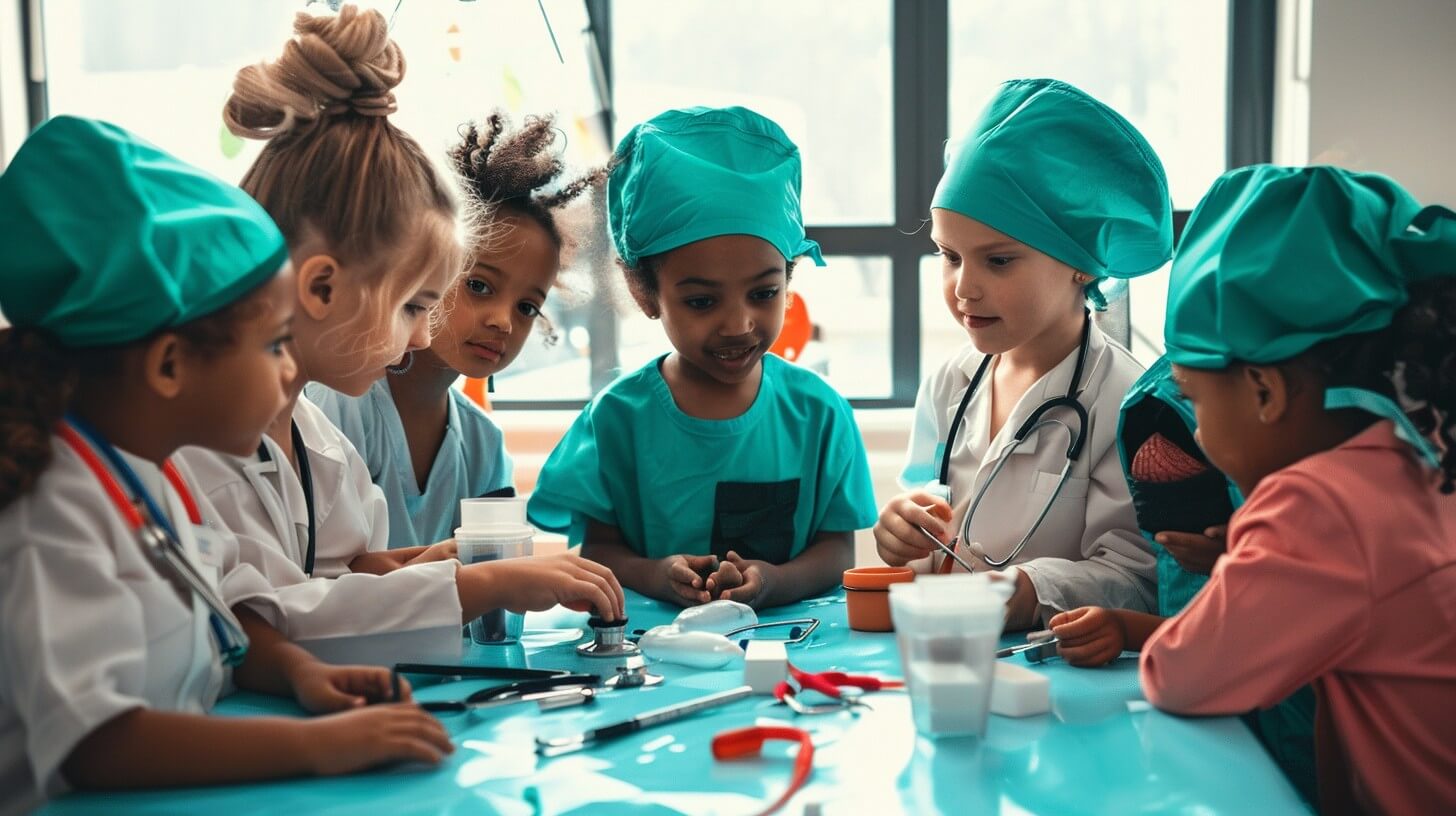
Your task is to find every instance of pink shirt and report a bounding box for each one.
[1141,422,1456,813]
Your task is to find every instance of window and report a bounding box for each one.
[946,1,1230,364]
[612,0,894,226]
[41,0,608,185]
[32,0,1264,404]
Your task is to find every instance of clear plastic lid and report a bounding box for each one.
[456,497,533,540]
[888,574,1011,636]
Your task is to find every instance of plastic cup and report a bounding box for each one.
[456,498,534,645]
[888,574,1012,738]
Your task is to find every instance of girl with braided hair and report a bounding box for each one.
[309,110,608,550]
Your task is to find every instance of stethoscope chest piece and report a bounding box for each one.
[603,655,665,688]
[578,617,641,658]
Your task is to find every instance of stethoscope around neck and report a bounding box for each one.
[59,416,249,665]
[933,312,1092,568]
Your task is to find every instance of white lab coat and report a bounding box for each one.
[0,438,277,815]
[900,321,1157,617]
[179,396,464,666]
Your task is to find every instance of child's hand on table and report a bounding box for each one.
[705,551,770,607]
[657,553,719,606]
[290,661,409,713]
[1048,606,1127,667]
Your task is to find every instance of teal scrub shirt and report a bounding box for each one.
[528,354,876,562]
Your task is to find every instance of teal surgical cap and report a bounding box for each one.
[1166,163,1456,467]
[932,78,1173,307]
[0,116,287,348]
[608,106,824,269]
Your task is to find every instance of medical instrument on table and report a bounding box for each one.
[633,616,823,669]
[631,617,820,645]
[59,418,249,665]
[579,617,642,658]
[422,685,597,715]
[915,526,975,574]
[996,629,1060,664]
[603,655,664,689]
[255,421,316,575]
[773,663,902,716]
[934,313,1092,568]
[535,685,755,756]
[726,617,820,644]
[712,726,815,816]
[390,663,601,703]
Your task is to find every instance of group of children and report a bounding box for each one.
[0,5,1451,814]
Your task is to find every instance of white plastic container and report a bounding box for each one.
[456,498,534,645]
[889,574,1012,738]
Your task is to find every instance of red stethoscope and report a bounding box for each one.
[58,417,249,665]
[713,664,903,815]
[713,726,815,816]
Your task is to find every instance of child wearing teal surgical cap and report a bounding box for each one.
[875,79,1171,631]
[1139,165,1456,814]
[0,116,455,812]
[527,106,877,608]
[1050,357,1319,804]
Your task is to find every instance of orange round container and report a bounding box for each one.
[843,566,916,631]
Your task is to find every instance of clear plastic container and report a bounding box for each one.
[889,574,1012,738]
[456,498,534,645]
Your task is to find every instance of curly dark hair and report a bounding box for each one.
[0,301,257,512]
[448,111,607,251]
[1300,277,1456,492]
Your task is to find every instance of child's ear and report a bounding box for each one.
[142,333,186,400]
[625,278,660,319]
[295,254,340,321]
[1243,365,1291,424]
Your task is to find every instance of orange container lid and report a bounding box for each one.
[843,566,916,591]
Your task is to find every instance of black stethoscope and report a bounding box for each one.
[933,312,1091,568]
[256,421,317,576]
[60,416,249,665]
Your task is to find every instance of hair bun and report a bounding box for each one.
[225,5,406,140]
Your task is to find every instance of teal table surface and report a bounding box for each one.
[44,591,1309,815]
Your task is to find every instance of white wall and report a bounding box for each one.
[1290,0,1456,203]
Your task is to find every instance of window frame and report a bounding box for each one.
[21,0,1274,409]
